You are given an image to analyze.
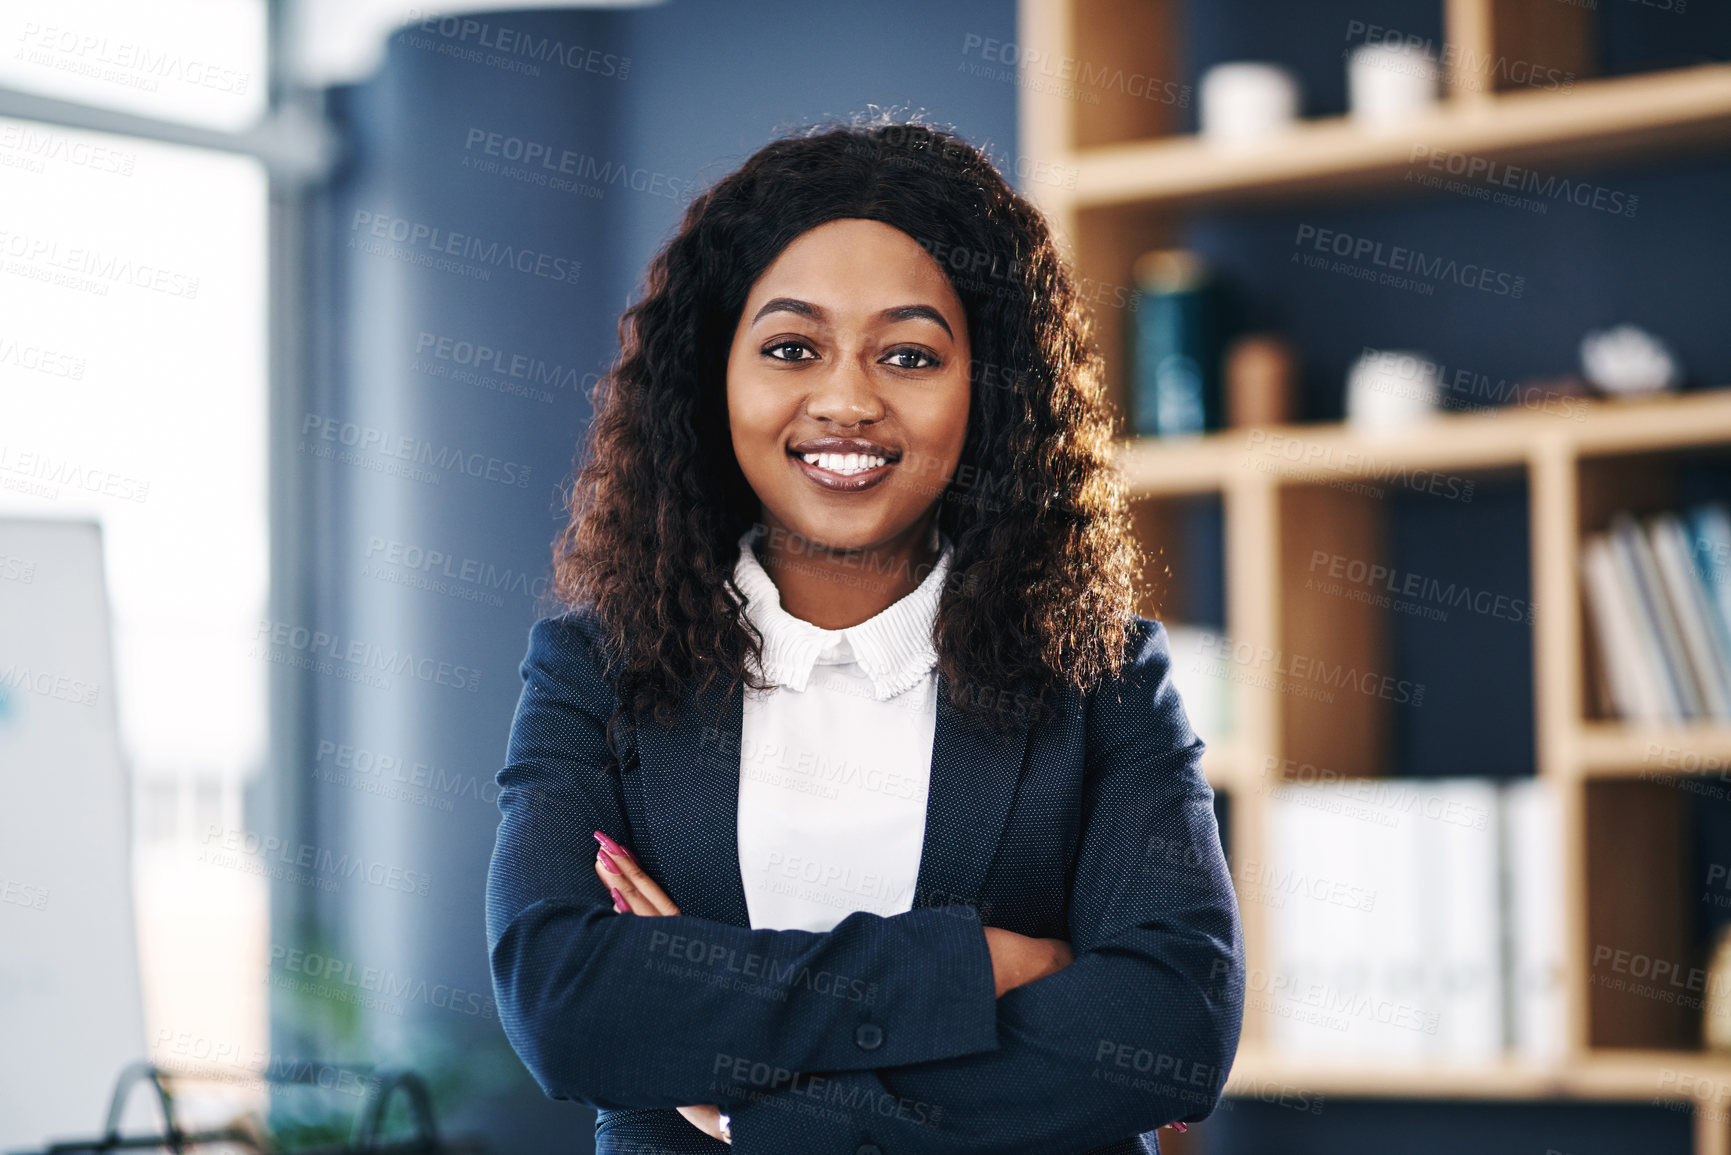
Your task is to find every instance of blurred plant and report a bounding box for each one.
[256,924,523,1149]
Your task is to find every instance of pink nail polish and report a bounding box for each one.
[593,830,638,865]
[610,886,629,913]
[596,848,622,875]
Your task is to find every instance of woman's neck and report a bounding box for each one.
[757,517,941,630]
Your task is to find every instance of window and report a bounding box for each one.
[0,2,271,1134]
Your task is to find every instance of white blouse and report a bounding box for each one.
[728,528,952,932]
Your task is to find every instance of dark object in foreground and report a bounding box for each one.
[7,1060,486,1155]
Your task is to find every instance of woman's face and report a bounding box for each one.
[726,217,972,555]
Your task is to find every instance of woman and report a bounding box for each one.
[486,120,1243,1154]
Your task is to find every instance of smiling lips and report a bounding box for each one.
[788,437,900,492]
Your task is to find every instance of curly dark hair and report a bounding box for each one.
[553,118,1139,730]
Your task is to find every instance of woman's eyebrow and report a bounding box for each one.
[750,296,953,338]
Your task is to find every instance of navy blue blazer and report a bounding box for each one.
[486,608,1244,1155]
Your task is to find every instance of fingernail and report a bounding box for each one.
[596,848,622,875]
[609,886,629,913]
[593,830,638,865]
[1171,1123,1188,1133]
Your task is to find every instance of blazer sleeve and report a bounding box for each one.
[723,617,1245,1154]
[485,613,999,1111]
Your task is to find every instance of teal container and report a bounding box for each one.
[1131,249,1221,437]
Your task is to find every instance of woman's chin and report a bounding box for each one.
[761,515,908,558]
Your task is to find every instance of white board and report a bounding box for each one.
[0,517,148,1148]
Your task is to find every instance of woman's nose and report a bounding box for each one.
[804,356,885,426]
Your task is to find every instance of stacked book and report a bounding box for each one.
[1261,777,1563,1065]
[1580,503,1731,723]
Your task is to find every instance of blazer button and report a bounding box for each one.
[856,1145,883,1155]
[854,1023,884,1050]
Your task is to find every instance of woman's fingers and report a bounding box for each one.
[593,855,664,915]
[593,831,681,916]
[591,843,648,914]
[676,1105,728,1143]
[606,851,679,915]
[593,858,635,912]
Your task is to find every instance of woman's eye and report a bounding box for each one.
[764,341,816,362]
[884,348,938,370]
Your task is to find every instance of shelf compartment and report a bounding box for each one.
[1277,480,1391,778]
[1271,464,1530,778]
[1584,778,1697,1050]
[1576,442,1731,725]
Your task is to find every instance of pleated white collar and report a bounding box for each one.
[728,526,952,701]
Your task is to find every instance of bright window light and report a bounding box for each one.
[0,111,270,1119]
[0,0,268,132]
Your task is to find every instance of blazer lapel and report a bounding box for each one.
[634,673,1033,930]
[910,675,1032,916]
[634,680,753,928]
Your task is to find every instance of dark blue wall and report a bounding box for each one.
[604,0,1022,317]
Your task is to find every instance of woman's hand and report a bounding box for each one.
[593,830,679,915]
[982,926,1074,996]
[593,832,732,1144]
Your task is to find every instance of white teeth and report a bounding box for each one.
[799,451,890,475]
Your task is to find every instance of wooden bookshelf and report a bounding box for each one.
[1017,1,1731,1149]
[1019,0,1731,426]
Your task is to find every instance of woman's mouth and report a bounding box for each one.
[787,441,900,492]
